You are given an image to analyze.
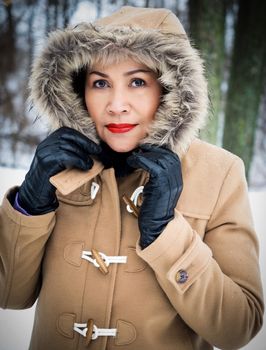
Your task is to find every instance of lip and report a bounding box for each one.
[106,123,137,133]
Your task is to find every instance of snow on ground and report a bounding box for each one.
[0,166,265,350]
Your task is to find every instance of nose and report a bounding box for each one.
[107,88,130,116]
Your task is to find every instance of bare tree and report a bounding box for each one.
[222,0,266,179]
[188,0,226,144]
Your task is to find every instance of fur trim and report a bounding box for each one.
[29,23,208,157]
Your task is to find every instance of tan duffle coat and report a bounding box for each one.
[0,139,264,350]
[0,6,264,350]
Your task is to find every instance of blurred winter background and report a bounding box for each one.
[0,0,265,349]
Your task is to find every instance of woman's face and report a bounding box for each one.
[85,58,162,152]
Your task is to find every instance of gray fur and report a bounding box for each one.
[29,24,208,157]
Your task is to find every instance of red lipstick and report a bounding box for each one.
[106,123,137,133]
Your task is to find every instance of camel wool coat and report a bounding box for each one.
[0,6,264,350]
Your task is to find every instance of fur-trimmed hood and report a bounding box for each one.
[29,6,208,157]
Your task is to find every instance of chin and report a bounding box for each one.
[107,141,137,153]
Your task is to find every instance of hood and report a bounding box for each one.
[29,6,208,157]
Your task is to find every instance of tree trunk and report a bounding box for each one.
[96,0,102,19]
[222,0,266,180]
[188,0,226,144]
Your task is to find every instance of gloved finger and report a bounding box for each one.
[169,173,183,204]
[36,141,59,156]
[140,144,174,156]
[140,145,181,168]
[129,151,176,174]
[59,142,94,163]
[58,127,102,155]
[127,153,162,178]
[58,153,94,171]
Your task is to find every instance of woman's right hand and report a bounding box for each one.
[18,127,101,215]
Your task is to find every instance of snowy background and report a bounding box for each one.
[0,0,265,349]
[0,167,265,349]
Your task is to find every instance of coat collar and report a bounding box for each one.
[50,159,104,196]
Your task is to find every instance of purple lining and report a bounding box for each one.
[14,192,30,216]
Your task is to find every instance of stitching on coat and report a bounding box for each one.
[208,156,240,225]
[77,190,103,348]
[115,319,137,346]
[2,215,21,308]
[124,247,147,273]
[56,312,76,339]
[156,10,172,28]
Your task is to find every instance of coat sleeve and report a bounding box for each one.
[0,187,56,309]
[136,157,264,350]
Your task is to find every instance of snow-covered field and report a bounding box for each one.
[0,167,265,350]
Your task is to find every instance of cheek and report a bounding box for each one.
[85,93,99,120]
[141,98,160,123]
[85,86,101,114]
[84,85,90,111]
[142,87,161,115]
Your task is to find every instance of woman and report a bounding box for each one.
[0,6,263,350]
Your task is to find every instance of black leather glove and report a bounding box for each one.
[127,145,183,249]
[18,127,101,215]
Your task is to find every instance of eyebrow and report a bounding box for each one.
[89,69,153,78]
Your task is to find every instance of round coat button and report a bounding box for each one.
[176,269,188,284]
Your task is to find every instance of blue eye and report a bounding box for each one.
[131,78,145,87]
[93,80,108,88]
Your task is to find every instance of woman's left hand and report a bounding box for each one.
[127,145,183,249]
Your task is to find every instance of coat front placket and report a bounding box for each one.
[76,168,123,349]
